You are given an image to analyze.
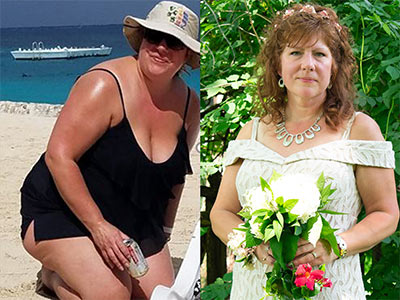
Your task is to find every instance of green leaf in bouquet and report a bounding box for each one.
[302,215,319,241]
[263,227,276,243]
[284,198,298,211]
[245,230,262,248]
[282,272,294,294]
[235,256,246,262]
[292,287,303,299]
[234,220,250,232]
[237,209,251,220]
[320,183,336,207]
[276,196,284,206]
[281,232,300,264]
[252,209,269,217]
[260,218,271,234]
[269,170,282,183]
[287,212,298,223]
[270,237,285,268]
[262,211,273,221]
[318,209,346,215]
[251,216,263,228]
[320,264,326,272]
[290,220,300,227]
[260,176,273,196]
[233,226,247,232]
[320,216,340,257]
[277,212,284,227]
[302,285,318,298]
[316,172,325,193]
[273,220,283,242]
[294,225,302,236]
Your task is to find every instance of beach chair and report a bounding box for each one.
[150,220,200,300]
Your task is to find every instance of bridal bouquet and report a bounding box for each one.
[227,171,343,299]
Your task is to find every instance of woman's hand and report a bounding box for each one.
[292,239,337,267]
[255,243,275,266]
[89,220,134,271]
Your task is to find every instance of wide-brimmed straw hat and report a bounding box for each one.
[123,1,200,69]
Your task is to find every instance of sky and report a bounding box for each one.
[0,0,200,28]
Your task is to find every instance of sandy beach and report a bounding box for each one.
[0,103,200,299]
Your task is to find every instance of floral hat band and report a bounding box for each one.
[276,4,342,33]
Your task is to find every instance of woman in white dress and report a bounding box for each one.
[210,4,398,300]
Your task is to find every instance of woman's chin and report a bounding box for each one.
[145,65,176,79]
[289,88,325,101]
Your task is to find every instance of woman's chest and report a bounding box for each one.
[235,159,359,212]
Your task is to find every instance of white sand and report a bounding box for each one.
[0,105,199,299]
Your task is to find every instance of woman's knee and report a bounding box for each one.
[81,282,130,300]
[80,268,131,300]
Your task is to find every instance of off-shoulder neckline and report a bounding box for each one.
[231,138,391,160]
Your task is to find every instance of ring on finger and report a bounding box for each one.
[311,251,318,259]
[262,257,267,262]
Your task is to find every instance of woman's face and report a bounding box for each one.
[138,30,188,79]
[279,37,333,103]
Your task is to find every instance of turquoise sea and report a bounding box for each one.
[0,24,200,104]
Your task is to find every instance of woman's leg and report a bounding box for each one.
[23,221,132,300]
[131,245,174,300]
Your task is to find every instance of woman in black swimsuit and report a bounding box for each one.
[20,1,199,299]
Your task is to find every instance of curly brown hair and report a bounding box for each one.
[256,3,356,129]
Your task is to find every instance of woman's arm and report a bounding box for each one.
[337,113,398,255]
[292,113,399,267]
[210,121,253,244]
[210,161,245,244]
[210,120,274,264]
[45,71,131,270]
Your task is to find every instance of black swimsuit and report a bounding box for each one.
[20,68,192,257]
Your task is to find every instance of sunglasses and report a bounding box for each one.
[144,29,186,51]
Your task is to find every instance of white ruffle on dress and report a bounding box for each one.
[224,114,395,300]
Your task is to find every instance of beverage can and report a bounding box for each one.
[123,238,149,278]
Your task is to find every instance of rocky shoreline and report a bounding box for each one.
[0,101,63,117]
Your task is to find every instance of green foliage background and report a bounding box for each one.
[200,0,400,298]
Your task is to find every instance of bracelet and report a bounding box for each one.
[335,234,348,259]
[227,225,257,269]
[227,227,255,258]
[163,226,173,234]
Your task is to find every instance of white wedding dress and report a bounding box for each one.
[224,114,395,300]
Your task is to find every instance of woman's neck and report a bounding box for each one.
[135,63,174,102]
[285,94,325,123]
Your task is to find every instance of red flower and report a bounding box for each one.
[294,264,324,291]
[322,277,333,288]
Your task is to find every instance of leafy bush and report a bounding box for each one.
[200,272,233,300]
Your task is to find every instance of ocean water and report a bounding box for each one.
[0,25,200,104]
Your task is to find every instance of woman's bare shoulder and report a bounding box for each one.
[349,112,385,141]
[64,64,125,126]
[236,119,254,140]
[74,67,121,101]
[236,115,274,141]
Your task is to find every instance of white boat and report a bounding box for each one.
[11,41,112,60]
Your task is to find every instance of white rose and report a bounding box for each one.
[269,173,320,223]
[244,186,272,214]
[307,215,322,247]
